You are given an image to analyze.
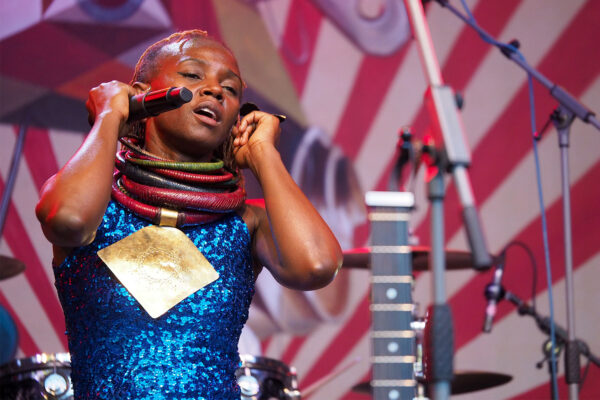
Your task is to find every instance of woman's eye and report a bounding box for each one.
[179,72,200,79]
[224,86,238,95]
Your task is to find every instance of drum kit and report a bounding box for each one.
[0,248,512,399]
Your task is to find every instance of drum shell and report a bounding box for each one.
[0,353,73,400]
[237,354,301,400]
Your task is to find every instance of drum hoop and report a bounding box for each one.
[0,352,71,377]
[239,354,293,374]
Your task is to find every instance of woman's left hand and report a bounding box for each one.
[232,111,281,170]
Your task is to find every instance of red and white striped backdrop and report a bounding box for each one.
[1,1,599,399]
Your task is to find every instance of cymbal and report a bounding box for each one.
[352,371,512,395]
[343,246,476,271]
[0,255,25,280]
[444,370,512,395]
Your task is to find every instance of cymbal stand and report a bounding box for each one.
[0,122,28,238]
[503,288,600,396]
[423,143,453,400]
[537,339,563,400]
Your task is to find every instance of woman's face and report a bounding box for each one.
[142,39,243,161]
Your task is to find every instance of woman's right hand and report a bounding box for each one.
[85,80,144,137]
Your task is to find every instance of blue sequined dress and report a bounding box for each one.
[54,201,255,399]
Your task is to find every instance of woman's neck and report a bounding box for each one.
[143,136,214,162]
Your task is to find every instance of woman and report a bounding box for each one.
[35,30,342,399]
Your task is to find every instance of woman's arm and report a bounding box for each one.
[35,81,140,248]
[235,111,343,291]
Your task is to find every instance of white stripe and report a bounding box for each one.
[0,244,65,354]
[453,251,600,399]
[256,0,293,48]
[300,19,363,136]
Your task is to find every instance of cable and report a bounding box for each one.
[457,1,559,397]
[503,241,538,311]
[580,358,591,393]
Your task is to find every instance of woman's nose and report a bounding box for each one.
[200,81,223,101]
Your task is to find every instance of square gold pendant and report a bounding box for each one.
[98,225,219,318]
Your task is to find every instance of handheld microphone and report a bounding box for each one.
[128,87,193,122]
[483,255,506,333]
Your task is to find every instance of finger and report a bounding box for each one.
[242,124,256,145]
[239,111,263,130]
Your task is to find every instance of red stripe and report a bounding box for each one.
[299,291,370,390]
[451,158,600,351]
[333,46,410,160]
[0,176,68,349]
[19,126,60,191]
[0,291,40,356]
[509,364,600,400]
[260,337,272,355]
[280,0,323,96]
[280,335,305,366]
[415,0,600,246]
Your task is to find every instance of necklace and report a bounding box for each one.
[112,139,245,227]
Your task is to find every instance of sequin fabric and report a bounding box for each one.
[54,201,254,399]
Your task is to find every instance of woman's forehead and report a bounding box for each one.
[160,39,237,67]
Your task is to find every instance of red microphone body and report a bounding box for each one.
[128,87,193,122]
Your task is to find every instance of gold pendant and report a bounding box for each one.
[98,223,219,318]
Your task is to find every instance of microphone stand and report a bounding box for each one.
[502,288,600,398]
[431,2,600,397]
[403,1,494,398]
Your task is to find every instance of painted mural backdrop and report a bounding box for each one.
[1,0,599,398]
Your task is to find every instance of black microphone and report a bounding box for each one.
[128,87,193,122]
[483,255,506,333]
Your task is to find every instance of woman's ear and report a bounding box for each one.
[132,81,151,93]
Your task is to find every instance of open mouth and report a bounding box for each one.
[194,106,219,123]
